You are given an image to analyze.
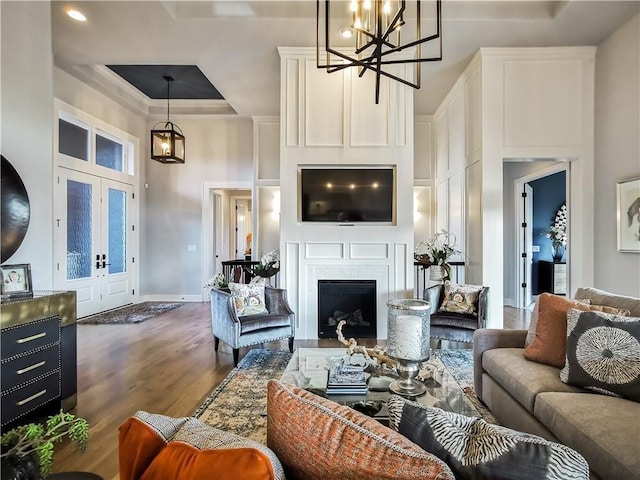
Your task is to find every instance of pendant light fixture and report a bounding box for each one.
[150,76,185,164]
[317,0,442,104]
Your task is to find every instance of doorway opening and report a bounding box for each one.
[506,161,570,310]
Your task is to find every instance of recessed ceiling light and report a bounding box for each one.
[67,9,87,22]
[340,28,353,38]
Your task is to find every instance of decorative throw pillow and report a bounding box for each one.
[524,293,601,368]
[525,296,592,347]
[119,411,285,480]
[587,304,631,316]
[387,396,589,480]
[229,282,268,316]
[560,309,640,402]
[438,281,483,315]
[266,380,454,480]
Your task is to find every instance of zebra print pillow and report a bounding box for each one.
[560,309,640,402]
[387,396,589,480]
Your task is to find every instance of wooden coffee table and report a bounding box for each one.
[281,348,479,423]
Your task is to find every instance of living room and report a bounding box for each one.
[1,1,639,479]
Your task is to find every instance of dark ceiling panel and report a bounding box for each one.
[106,65,224,100]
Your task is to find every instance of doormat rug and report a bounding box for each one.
[78,302,183,324]
[193,348,495,444]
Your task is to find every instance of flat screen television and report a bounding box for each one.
[300,167,394,222]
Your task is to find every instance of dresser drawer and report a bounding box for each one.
[1,344,60,391]
[1,371,60,426]
[1,317,60,360]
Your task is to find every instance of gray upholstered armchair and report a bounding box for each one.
[210,286,295,366]
[423,284,489,345]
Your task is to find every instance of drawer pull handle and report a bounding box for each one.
[16,332,46,344]
[16,390,47,406]
[17,361,46,375]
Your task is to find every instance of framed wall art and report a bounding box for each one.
[617,177,640,253]
[0,263,33,299]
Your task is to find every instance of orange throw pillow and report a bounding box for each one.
[267,380,454,480]
[523,293,595,368]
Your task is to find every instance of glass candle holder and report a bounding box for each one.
[386,298,431,397]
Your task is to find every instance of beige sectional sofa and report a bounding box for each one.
[473,287,640,480]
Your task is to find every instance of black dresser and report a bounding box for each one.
[1,291,77,429]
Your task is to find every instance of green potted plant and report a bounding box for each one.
[0,411,89,479]
[414,230,464,281]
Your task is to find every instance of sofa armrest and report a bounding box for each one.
[473,328,527,402]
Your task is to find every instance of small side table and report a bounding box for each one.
[46,473,104,480]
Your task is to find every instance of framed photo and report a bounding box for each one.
[617,177,640,253]
[0,263,33,299]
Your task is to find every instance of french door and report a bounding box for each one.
[54,169,134,317]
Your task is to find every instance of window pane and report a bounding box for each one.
[108,188,126,274]
[59,119,89,161]
[96,134,124,172]
[67,180,92,279]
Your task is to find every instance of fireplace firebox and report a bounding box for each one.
[317,280,376,338]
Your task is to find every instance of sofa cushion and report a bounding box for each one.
[560,309,640,402]
[387,396,589,480]
[229,282,268,316]
[439,281,482,315]
[534,392,640,480]
[119,411,284,480]
[574,287,640,317]
[430,313,479,330]
[482,348,583,413]
[266,380,454,480]
[523,293,599,368]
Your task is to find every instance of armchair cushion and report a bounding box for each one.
[229,283,268,316]
[240,314,293,334]
[439,281,482,315]
[430,313,479,331]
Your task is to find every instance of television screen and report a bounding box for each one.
[300,168,394,222]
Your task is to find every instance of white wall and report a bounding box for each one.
[1,2,54,289]
[594,14,640,297]
[143,116,254,297]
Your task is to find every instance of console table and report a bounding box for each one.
[539,261,567,295]
[1,291,77,429]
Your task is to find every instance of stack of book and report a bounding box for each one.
[326,364,368,395]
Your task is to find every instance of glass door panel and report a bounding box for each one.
[107,188,127,274]
[66,180,93,280]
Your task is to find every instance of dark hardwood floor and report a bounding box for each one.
[51,302,530,479]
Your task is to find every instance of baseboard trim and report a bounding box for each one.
[141,295,203,303]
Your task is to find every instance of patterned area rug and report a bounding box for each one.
[78,302,183,324]
[194,348,494,444]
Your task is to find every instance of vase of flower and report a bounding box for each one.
[429,265,446,281]
[551,244,565,262]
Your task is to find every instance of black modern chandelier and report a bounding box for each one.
[317,0,442,104]
[150,76,185,164]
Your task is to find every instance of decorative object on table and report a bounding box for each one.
[414,230,464,281]
[541,203,567,261]
[79,302,183,324]
[150,76,185,164]
[326,363,368,395]
[204,272,228,291]
[386,298,431,397]
[617,177,640,252]
[335,319,396,368]
[0,411,88,479]
[1,156,30,263]
[244,233,252,259]
[0,263,33,299]
[316,0,443,105]
[245,248,280,281]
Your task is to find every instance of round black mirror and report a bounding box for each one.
[1,155,31,262]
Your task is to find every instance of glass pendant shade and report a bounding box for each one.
[151,122,185,164]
